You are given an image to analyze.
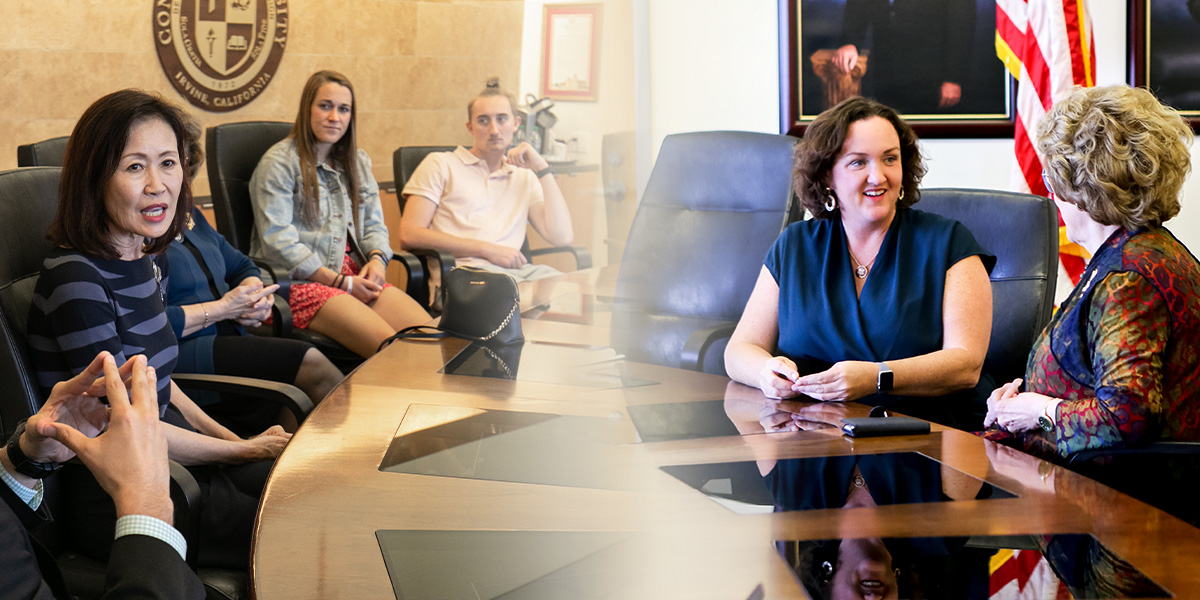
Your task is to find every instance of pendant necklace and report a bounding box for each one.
[151,259,165,304]
[848,248,877,279]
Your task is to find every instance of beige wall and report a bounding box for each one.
[1,0,526,196]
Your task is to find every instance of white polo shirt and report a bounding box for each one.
[402,146,544,269]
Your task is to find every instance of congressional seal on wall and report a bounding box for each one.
[154,0,288,112]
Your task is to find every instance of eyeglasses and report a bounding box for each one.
[1041,169,1054,197]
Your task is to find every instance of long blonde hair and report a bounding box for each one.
[291,70,363,232]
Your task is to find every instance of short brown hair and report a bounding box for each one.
[1038,85,1192,230]
[49,89,195,259]
[467,77,517,120]
[793,96,925,219]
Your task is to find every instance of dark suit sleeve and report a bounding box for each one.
[839,0,873,47]
[942,0,976,85]
[101,534,204,600]
[4,482,204,600]
[1,482,63,599]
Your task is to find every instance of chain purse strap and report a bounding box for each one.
[480,299,520,341]
[479,345,514,378]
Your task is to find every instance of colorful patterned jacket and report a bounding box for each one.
[987,227,1200,459]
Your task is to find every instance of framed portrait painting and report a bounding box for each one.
[1128,0,1200,130]
[780,0,1014,137]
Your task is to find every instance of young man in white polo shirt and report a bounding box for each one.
[399,79,574,283]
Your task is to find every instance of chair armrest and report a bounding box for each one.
[269,294,293,338]
[252,258,292,302]
[1068,441,1200,465]
[527,245,593,270]
[167,460,202,568]
[251,258,282,286]
[404,248,456,312]
[680,323,736,373]
[391,251,425,297]
[171,373,313,422]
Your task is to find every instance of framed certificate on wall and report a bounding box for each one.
[542,4,602,101]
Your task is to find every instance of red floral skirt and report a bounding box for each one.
[289,247,393,329]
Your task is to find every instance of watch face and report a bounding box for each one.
[878,370,894,392]
[1038,416,1054,432]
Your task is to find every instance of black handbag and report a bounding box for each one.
[379,267,524,351]
[439,267,524,345]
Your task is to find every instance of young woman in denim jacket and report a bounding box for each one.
[250,70,430,357]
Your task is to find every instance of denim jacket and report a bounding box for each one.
[248,139,392,279]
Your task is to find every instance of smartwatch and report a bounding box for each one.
[876,362,894,393]
[5,422,61,479]
[534,166,554,179]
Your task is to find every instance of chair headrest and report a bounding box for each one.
[0,167,61,287]
[17,137,70,167]
[642,131,798,213]
[917,188,1058,281]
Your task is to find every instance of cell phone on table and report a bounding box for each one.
[840,416,930,437]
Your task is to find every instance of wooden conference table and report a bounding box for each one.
[251,268,1200,599]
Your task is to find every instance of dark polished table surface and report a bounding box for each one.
[251,268,1200,599]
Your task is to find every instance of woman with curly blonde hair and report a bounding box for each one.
[984,85,1200,460]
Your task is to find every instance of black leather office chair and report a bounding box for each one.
[206,121,293,256]
[610,131,799,375]
[917,189,1058,386]
[207,121,424,369]
[0,167,297,599]
[392,145,593,310]
[17,136,69,167]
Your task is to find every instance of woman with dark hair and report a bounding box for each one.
[28,89,288,568]
[725,96,995,429]
[166,120,342,434]
[983,85,1200,459]
[250,70,429,357]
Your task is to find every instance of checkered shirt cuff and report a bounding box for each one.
[0,465,42,510]
[114,514,188,560]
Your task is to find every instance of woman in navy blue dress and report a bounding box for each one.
[725,97,995,429]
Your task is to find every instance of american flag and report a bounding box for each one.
[996,0,1097,284]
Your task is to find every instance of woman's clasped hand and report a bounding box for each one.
[759,356,878,403]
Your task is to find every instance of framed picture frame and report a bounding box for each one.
[541,3,602,102]
[779,0,1015,137]
[1127,0,1200,131]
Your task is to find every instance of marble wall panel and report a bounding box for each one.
[5,0,525,196]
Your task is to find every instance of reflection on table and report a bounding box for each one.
[252,269,1200,600]
[380,404,636,490]
[441,340,654,389]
